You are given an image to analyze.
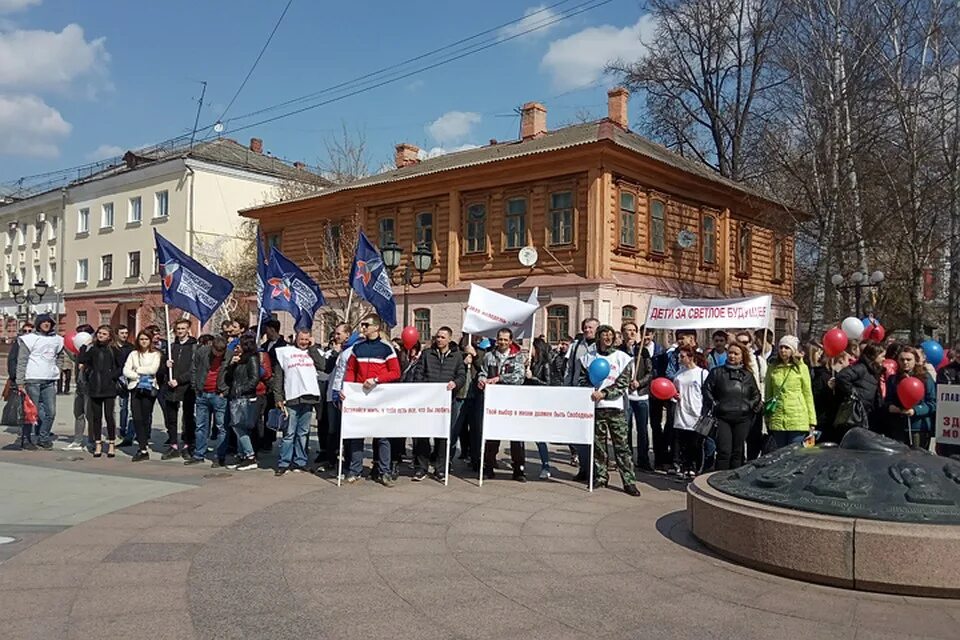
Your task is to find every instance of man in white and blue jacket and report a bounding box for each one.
[16,313,65,450]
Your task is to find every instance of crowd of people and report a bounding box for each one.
[5,312,957,496]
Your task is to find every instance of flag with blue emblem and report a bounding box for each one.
[264,246,326,330]
[348,230,396,326]
[154,229,233,326]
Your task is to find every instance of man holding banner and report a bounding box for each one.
[413,326,466,482]
[477,328,528,481]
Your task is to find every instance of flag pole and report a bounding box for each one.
[164,304,174,375]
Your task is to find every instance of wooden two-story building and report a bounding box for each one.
[245,88,797,343]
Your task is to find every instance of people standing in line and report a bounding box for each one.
[391,340,422,481]
[313,331,333,465]
[185,336,229,466]
[414,326,466,482]
[343,314,401,486]
[114,326,136,447]
[123,330,164,462]
[702,342,760,471]
[66,324,95,451]
[764,335,817,449]
[735,331,767,460]
[808,344,848,443]
[477,328,527,481]
[620,322,653,472]
[656,329,698,471]
[272,330,326,475]
[78,325,125,458]
[161,319,197,460]
[672,346,709,477]
[16,314,65,450]
[223,334,261,471]
[884,346,936,450]
[834,342,885,436]
[579,324,640,496]
[526,336,558,479]
[706,331,728,370]
[564,318,599,470]
[320,323,353,474]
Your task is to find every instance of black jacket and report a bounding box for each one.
[620,342,653,395]
[810,365,841,430]
[224,354,260,399]
[529,352,554,386]
[835,360,882,416]
[415,347,466,392]
[78,342,125,399]
[6,341,18,382]
[166,336,197,402]
[190,345,229,396]
[264,335,288,367]
[271,346,326,404]
[702,365,761,420]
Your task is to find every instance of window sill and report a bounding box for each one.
[546,242,575,250]
[98,227,114,234]
[124,276,140,283]
[646,252,667,262]
[97,279,112,286]
[76,231,89,238]
[769,278,785,285]
[126,220,142,228]
[615,245,640,256]
[734,271,752,279]
[698,264,718,272]
[75,282,88,288]
[151,215,169,224]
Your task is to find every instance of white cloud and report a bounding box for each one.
[426,111,481,145]
[0,93,70,157]
[86,143,123,160]
[540,15,656,91]
[418,144,481,160]
[0,0,40,14]
[500,4,560,40]
[0,24,109,92]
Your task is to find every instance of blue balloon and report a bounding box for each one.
[861,317,872,328]
[588,357,611,388]
[921,340,944,365]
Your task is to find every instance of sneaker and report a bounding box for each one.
[37,441,53,450]
[290,466,304,474]
[211,458,227,469]
[65,442,85,451]
[412,470,427,482]
[315,462,331,473]
[161,448,180,461]
[595,478,609,489]
[183,458,203,466]
[234,458,258,471]
[131,450,149,462]
[181,447,192,460]
[433,470,446,483]
[275,468,288,477]
[344,474,361,484]
[624,483,641,497]
[538,468,551,480]
[570,454,580,467]
[380,476,396,488]
[21,440,37,451]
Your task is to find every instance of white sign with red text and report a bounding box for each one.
[643,295,773,330]
[482,385,594,444]
[462,284,539,339]
[935,384,960,445]
[340,382,451,439]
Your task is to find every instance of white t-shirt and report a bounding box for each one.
[580,347,632,410]
[275,346,321,402]
[674,365,707,431]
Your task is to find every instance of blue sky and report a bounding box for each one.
[0,0,653,183]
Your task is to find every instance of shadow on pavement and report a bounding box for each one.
[655,509,721,560]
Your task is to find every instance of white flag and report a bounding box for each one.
[462,284,539,339]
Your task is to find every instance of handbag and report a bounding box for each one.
[764,367,794,415]
[22,392,38,425]
[266,407,289,432]
[1,378,11,402]
[694,411,717,437]
[1,390,23,426]
[834,391,868,430]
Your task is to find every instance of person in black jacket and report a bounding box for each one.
[835,343,885,435]
[702,343,760,470]
[413,326,466,481]
[223,334,261,471]
[620,322,654,471]
[6,322,32,385]
[162,319,197,460]
[114,326,136,447]
[78,325,125,458]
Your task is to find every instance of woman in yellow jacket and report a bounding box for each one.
[764,335,817,449]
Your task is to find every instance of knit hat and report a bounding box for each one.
[778,335,800,353]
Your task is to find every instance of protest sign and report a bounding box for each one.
[480,385,595,490]
[643,295,772,330]
[462,284,538,339]
[339,382,453,485]
[936,384,960,446]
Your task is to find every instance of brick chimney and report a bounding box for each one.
[293,161,306,170]
[520,102,547,140]
[249,137,263,154]
[394,143,420,169]
[607,87,630,129]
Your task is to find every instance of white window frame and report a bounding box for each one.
[101,202,114,229]
[127,250,141,278]
[128,196,142,224]
[154,190,169,218]
[78,208,90,234]
[100,254,112,281]
[48,216,57,240]
[77,258,89,283]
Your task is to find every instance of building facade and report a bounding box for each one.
[247,89,799,343]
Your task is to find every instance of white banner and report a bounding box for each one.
[462,284,539,339]
[341,382,451,439]
[482,385,594,444]
[643,295,773,330]
[935,384,960,445]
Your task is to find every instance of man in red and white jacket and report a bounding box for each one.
[343,314,401,486]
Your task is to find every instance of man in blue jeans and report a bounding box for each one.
[16,314,65,450]
[620,321,654,472]
[185,336,228,466]
[271,330,326,475]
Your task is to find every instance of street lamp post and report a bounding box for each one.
[381,241,433,327]
[831,270,884,317]
[10,277,49,321]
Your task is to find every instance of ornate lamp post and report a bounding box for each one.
[10,277,48,321]
[831,270,884,316]
[381,240,433,327]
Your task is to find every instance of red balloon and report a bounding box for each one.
[822,328,848,358]
[896,376,925,410]
[938,354,949,370]
[650,377,677,401]
[63,330,79,355]
[863,323,886,342]
[882,358,898,377]
[400,326,420,351]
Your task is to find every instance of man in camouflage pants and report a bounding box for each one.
[579,324,640,496]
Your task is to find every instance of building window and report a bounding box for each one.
[737,222,753,275]
[78,208,89,233]
[621,305,637,325]
[153,248,159,275]
[546,305,569,344]
[34,222,42,244]
[548,192,573,246]
[619,191,636,247]
[32,263,40,284]
[505,198,526,249]
[4,230,10,248]
[129,196,142,223]
[701,213,716,265]
[99,310,111,326]
[48,216,56,240]
[128,251,141,278]
[649,198,666,255]
[48,261,56,285]
[16,226,23,246]
[378,217,395,248]
[415,212,433,247]
[101,202,114,229]
[154,190,169,218]
[76,310,87,326]
[266,233,281,249]
[100,254,113,281]
[774,318,787,344]
[413,308,431,341]
[324,224,341,268]
[465,203,486,253]
[76,258,88,283]
[773,236,785,282]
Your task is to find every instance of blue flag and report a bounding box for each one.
[349,231,397,326]
[264,246,326,330]
[154,229,233,326]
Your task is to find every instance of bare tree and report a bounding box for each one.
[320,122,372,184]
[299,207,369,327]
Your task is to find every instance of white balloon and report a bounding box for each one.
[841,316,864,341]
[73,331,93,350]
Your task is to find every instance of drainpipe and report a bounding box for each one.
[58,187,66,325]
[186,165,195,255]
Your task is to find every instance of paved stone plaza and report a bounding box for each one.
[0,396,957,639]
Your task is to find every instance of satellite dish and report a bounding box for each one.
[677,229,696,249]
[518,246,538,268]
[213,121,225,134]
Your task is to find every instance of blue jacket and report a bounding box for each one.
[883,373,936,433]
